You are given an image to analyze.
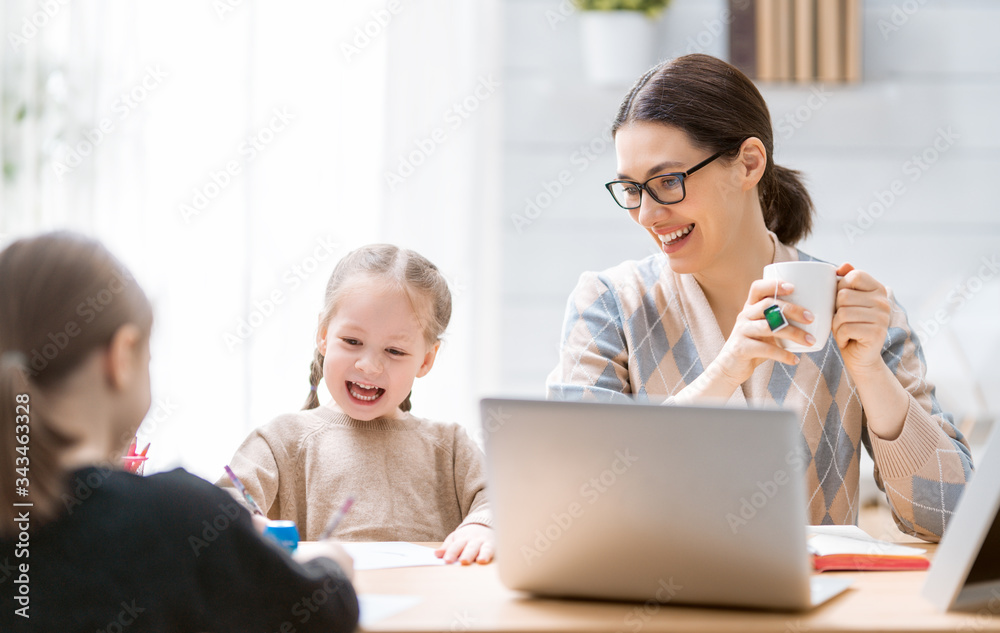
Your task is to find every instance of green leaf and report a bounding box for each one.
[573,0,671,18]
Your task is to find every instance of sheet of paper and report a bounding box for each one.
[358,594,422,626]
[342,541,448,570]
[806,524,926,557]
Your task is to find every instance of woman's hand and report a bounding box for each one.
[713,279,815,382]
[832,263,908,440]
[832,263,891,378]
[434,524,495,565]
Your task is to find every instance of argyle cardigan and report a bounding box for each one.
[546,235,973,542]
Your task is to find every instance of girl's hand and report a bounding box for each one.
[712,279,814,386]
[832,263,891,378]
[434,524,495,565]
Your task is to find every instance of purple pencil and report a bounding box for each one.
[224,465,264,516]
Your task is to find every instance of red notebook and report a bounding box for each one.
[808,526,930,572]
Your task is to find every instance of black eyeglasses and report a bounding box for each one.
[605,144,739,210]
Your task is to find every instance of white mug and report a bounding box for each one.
[762,261,838,354]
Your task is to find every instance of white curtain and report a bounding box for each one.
[0,1,501,479]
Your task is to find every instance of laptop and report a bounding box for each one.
[480,397,851,611]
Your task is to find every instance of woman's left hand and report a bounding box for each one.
[434,524,495,565]
[832,263,891,377]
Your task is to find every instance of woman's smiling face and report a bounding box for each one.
[613,122,747,276]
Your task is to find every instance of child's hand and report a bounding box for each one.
[435,524,495,565]
[251,514,270,534]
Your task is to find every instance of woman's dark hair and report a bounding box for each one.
[612,53,814,245]
[0,232,153,536]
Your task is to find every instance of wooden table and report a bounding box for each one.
[350,542,1000,633]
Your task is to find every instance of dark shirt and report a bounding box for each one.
[0,466,359,633]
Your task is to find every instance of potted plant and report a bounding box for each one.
[575,0,671,86]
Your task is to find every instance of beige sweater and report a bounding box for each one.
[216,404,492,541]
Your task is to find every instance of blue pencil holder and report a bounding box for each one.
[263,520,300,553]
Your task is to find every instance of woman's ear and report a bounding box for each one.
[415,341,441,378]
[737,137,767,192]
[105,323,143,391]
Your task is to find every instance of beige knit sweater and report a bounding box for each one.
[216,403,492,542]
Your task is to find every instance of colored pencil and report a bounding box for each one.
[224,465,264,516]
[320,496,355,540]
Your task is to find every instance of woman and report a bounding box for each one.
[546,54,972,542]
[0,232,358,632]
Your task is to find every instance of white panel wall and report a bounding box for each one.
[500,0,1000,429]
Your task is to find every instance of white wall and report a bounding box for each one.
[499,0,1000,435]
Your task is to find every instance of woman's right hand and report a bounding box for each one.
[293,541,356,581]
[712,279,815,386]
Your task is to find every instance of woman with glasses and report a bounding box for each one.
[546,54,971,542]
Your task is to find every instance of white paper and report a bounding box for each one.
[806,525,926,557]
[341,541,448,571]
[358,594,422,626]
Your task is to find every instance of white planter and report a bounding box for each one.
[579,10,658,87]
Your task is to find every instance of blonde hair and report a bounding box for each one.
[303,244,451,412]
[0,232,153,536]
